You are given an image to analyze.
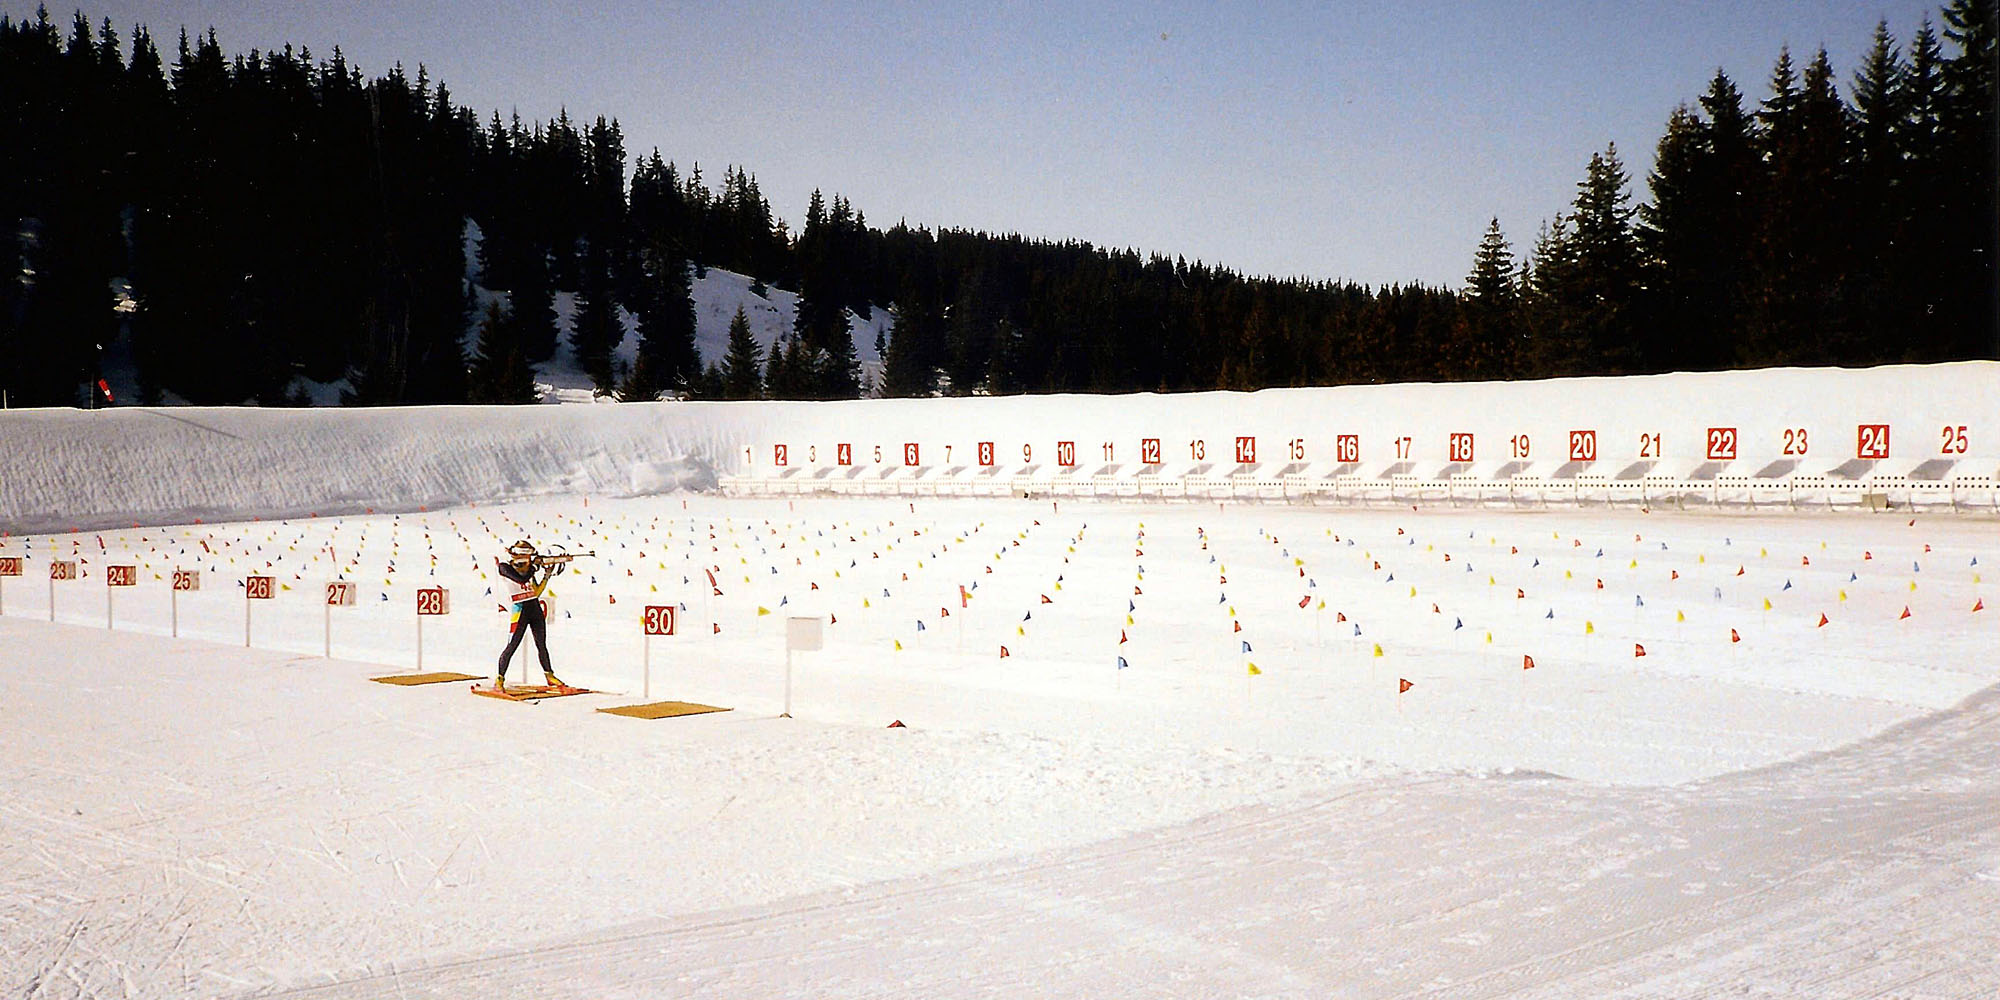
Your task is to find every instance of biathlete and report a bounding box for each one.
[495,540,566,690]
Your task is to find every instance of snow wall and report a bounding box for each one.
[3,362,1996,533]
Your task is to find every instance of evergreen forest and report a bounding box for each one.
[1,3,1994,408]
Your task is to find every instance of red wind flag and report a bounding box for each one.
[96,378,114,402]
[1634,643,1647,657]
[1522,654,1536,670]
[1233,620,1242,633]
[1899,606,1912,620]
[1298,594,1311,608]
[999,646,1011,658]
[1817,613,1829,627]
[1398,678,1413,693]
[1730,628,1741,643]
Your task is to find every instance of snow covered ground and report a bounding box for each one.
[4,494,1996,997]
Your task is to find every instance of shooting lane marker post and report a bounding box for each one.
[105,564,137,628]
[415,587,450,670]
[642,604,677,698]
[783,615,824,718]
[244,575,274,645]
[0,556,22,615]
[170,570,199,637]
[324,581,356,657]
[49,560,77,622]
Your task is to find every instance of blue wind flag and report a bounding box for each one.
[1533,558,1540,567]
[1241,640,1252,653]
[1128,599,1136,612]
[1783,579,1792,590]
[916,620,926,631]
[1635,595,1644,606]
[1545,608,1554,619]
[1117,656,1129,669]
[1453,618,1463,630]
[1353,623,1362,636]
[779,595,788,606]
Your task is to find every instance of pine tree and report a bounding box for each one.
[468,300,538,402]
[1459,218,1519,378]
[720,305,764,399]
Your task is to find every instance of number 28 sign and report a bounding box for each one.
[416,587,450,615]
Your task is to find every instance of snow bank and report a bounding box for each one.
[4,362,1994,533]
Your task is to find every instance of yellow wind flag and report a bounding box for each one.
[1409,586,1417,597]
[1838,589,1847,601]
[863,598,870,607]
[1763,598,1773,610]
[1016,625,1025,636]
[894,640,903,651]
[1127,615,1134,625]
[1564,570,1573,580]
[1585,620,1596,634]
[1372,643,1384,657]
[1676,610,1686,622]
[1483,631,1493,644]
[1316,599,1326,610]
[1247,663,1261,676]
[1629,559,1638,568]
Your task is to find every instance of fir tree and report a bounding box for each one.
[720,305,763,399]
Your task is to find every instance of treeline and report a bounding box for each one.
[1,4,1993,409]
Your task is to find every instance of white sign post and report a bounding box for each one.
[49,560,77,622]
[642,604,677,699]
[782,615,824,719]
[415,587,450,670]
[244,575,275,646]
[0,556,21,616]
[105,564,137,628]
[324,581,356,657]
[170,569,200,637]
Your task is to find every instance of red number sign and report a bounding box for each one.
[1056,441,1076,467]
[172,569,200,591]
[50,561,77,581]
[416,588,449,615]
[245,576,275,600]
[1449,433,1475,463]
[837,443,853,466]
[106,565,137,587]
[1335,435,1360,464]
[904,442,920,466]
[1140,438,1162,465]
[1235,436,1256,464]
[1568,430,1597,462]
[1857,424,1890,459]
[1941,425,1969,454]
[0,557,21,577]
[1706,427,1738,461]
[773,444,788,467]
[326,581,356,606]
[977,441,995,466]
[644,605,676,636]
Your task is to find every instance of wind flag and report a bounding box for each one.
[1247,663,1261,675]
[1299,595,1311,608]
[1117,656,1129,669]
[1730,628,1741,643]
[1399,678,1413,693]
[999,646,1010,658]
[1523,654,1535,670]
[1634,643,1646,657]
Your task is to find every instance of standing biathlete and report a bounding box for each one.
[495,540,566,690]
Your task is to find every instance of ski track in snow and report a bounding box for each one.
[1,496,1995,998]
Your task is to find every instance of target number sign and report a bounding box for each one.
[50,561,78,581]
[773,444,788,467]
[977,441,995,466]
[904,442,920,466]
[1056,441,1076,467]
[644,605,676,636]
[1235,436,1256,464]
[0,557,22,577]
[326,581,356,606]
[1856,424,1890,460]
[245,576,275,600]
[1706,427,1738,461]
[416,587,450,616]
[1449,433,1475,463]
[106,565,138,588]
[1335,435,1360,464]
[172,569,200,591]
[1568,430,1597,462]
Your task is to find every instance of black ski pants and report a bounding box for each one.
[498,604,553,678]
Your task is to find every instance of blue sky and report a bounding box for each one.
[8,1,1951,287]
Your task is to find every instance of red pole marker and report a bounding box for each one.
[1398,678,1413,693]
[1731,629,1741,643]
[1523,655,1535,670]
[1634,643,1647,657]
